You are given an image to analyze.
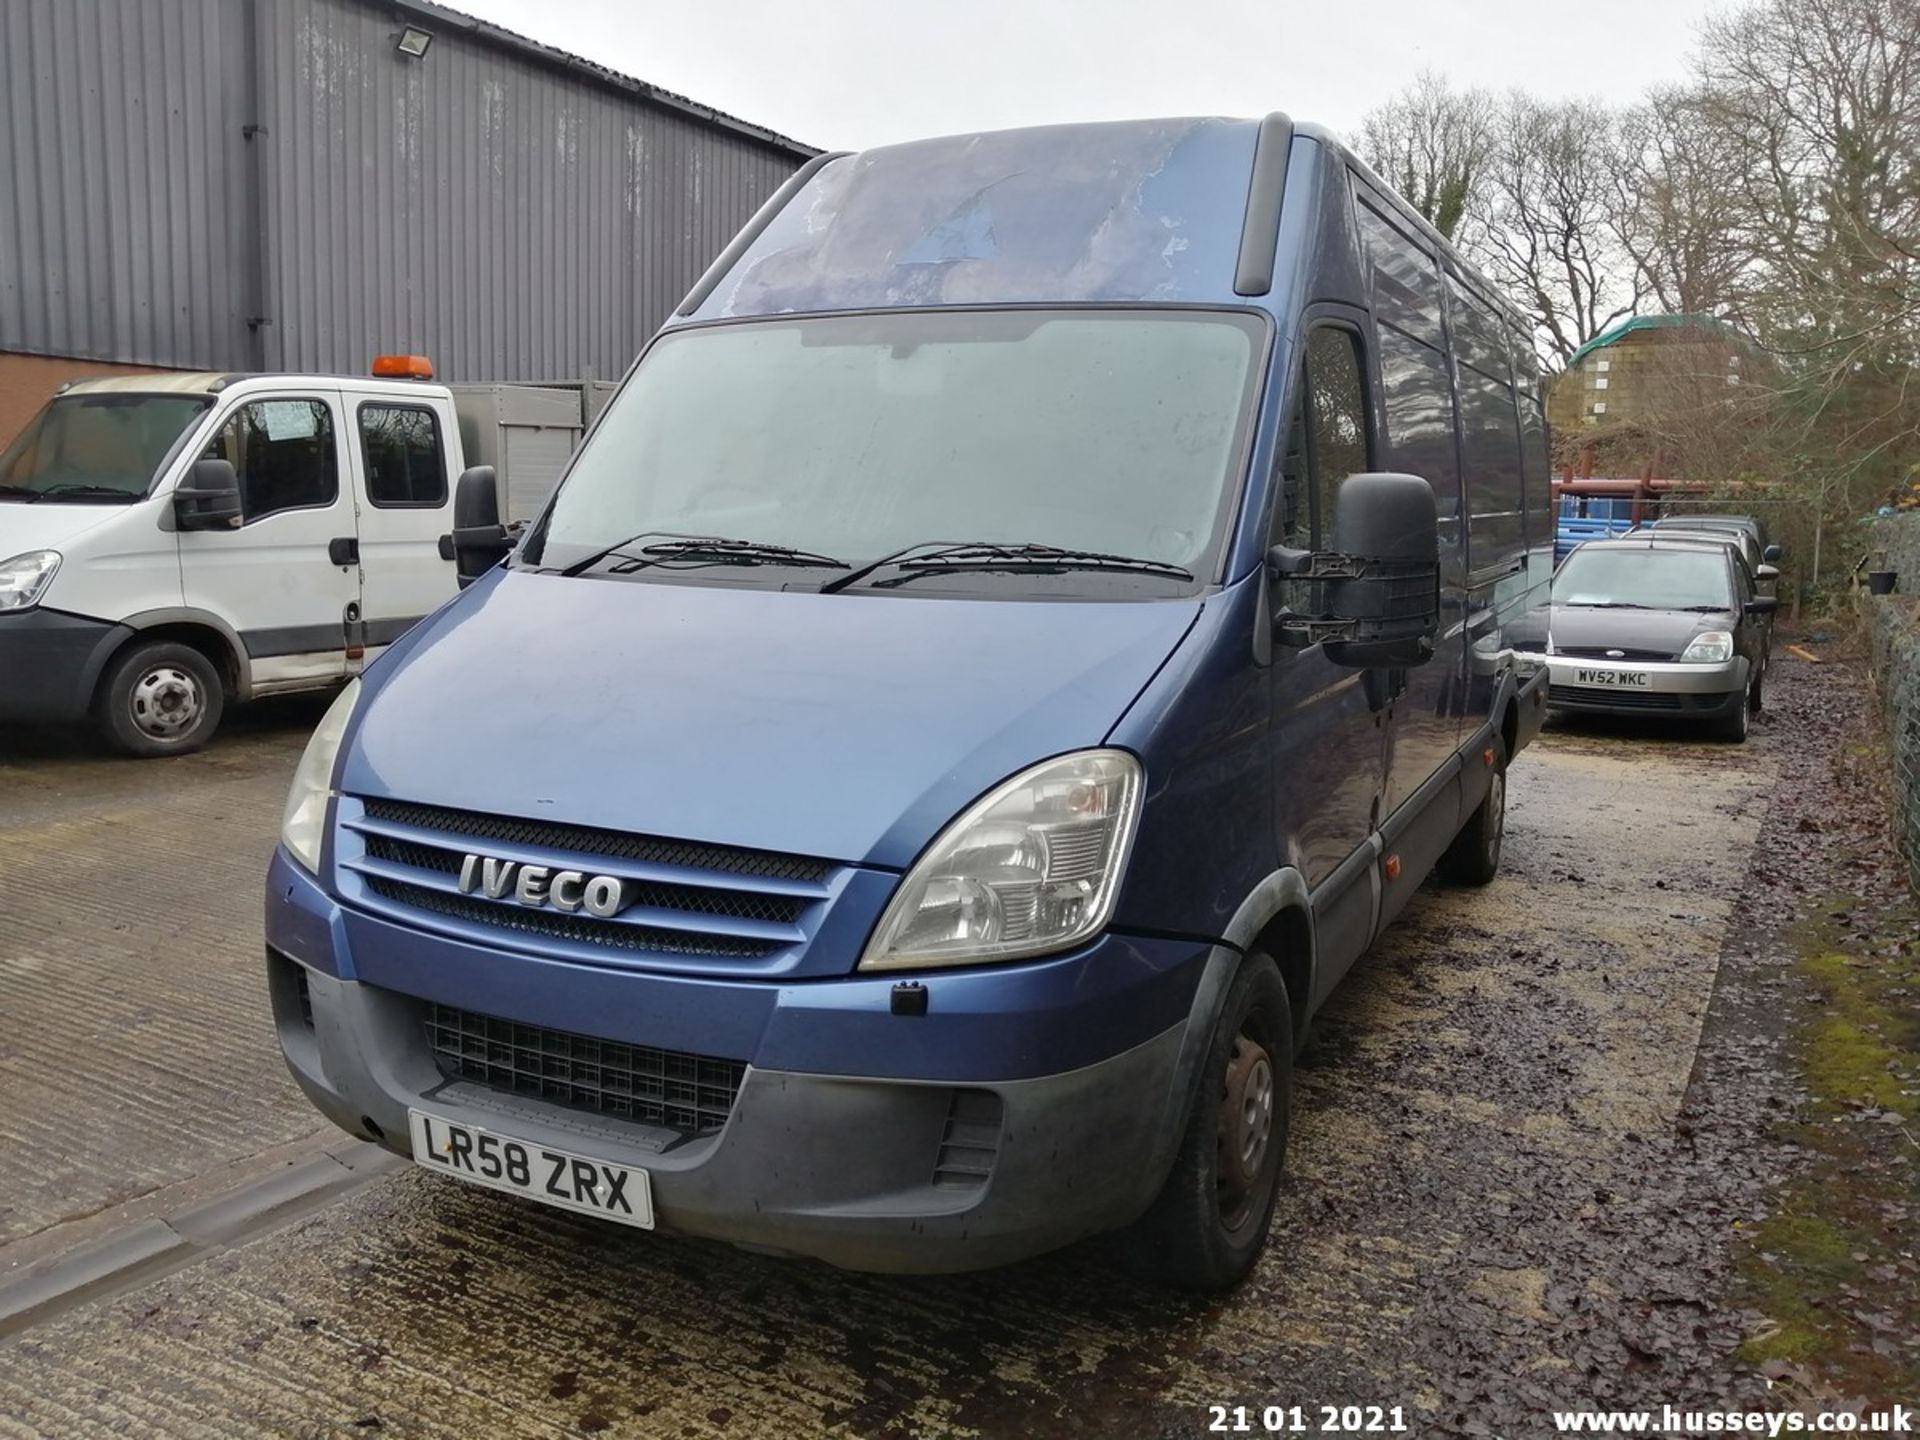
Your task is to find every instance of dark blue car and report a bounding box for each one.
[266,114,1552,1291]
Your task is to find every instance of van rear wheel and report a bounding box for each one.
[96,641,225,757]
[1437,735,1507,886]
[1122,953,1291,1293]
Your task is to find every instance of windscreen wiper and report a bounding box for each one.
[1561,600,1654,610]
[560,532,848,578]
[0,484,36,500]
[823,541,1193,592]
[30,483,137,503]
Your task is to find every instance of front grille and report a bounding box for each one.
[1550,685,1683,711]
[360,798,830,882]
[366,877,782,958]
[1553,645,1676,662]
[361,834,805,925]
[343,797,833,965]
[428,1003,745,1135]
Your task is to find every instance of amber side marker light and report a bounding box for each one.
[372,354,434,380]
[1383,854,1402,881]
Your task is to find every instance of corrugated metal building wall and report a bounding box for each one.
[0,0,811,383]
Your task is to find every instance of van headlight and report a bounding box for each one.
[859,749,1142,971]
[0,550,61,612]
[1680,631,1734,663]
[280,680,361,873]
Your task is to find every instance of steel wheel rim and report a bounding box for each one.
[1217,1032,1277,1231]
[129,665,202,739]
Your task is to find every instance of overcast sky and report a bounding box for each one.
[450,0,1729,152]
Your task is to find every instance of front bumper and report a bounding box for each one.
[0,608,130,722]
[1524,651,1749,719]
[266,848,1218,1273]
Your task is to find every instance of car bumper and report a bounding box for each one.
[0,608,129,722]
[265,847,1219,1273]
[1525,651,1750,719]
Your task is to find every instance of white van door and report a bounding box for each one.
[178,391,359,690]
[344,394,458,656]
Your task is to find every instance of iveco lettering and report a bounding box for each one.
[264,115,1552,1291]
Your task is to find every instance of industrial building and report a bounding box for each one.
[1545,314,1753,437]
[0,0,815,443]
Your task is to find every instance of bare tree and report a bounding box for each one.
[1695,0,1920,538]
[1359,71,1496,243]
[1611,86,1753,316]
[1471,95,1644,366]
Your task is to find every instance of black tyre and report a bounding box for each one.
[1437,736,1507,886]
[1714,689,1751,743]
[1747,669,1764,715]
[95,641,225,757]
[1124,954,1292,1293]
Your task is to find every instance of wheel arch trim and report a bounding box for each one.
[118,608,252,700]
[1143,869,1315,1189]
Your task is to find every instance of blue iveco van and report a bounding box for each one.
[266,115,1552,1291]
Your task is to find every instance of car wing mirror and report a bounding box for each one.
[173,458,242,531]
[1763,544,1783,563]
[1746,596,1778,616]
[1756,563,1780,582]
[449,466,510,588]
[1270,472,1441,669]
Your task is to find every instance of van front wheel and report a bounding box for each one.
[1123,953,1291,1293]
[96,641,225,756]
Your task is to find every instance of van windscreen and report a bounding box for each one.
[527,309,1266,596]
[0,394,212,502]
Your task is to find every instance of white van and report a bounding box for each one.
[0,362,568,755]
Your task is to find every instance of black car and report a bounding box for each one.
[1513,536,1777,742]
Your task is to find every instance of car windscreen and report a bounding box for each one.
[0,393,213,502]
[1554,547,1734,610]
[523,309,1267,596]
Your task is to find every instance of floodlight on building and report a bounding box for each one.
[395,26,432,59]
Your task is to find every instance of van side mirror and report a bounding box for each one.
[1746,596,1778,616]
[1763,543,1783,563]
[1756,563,1780,582]
[1270,472,1441,669]
[173,458,241,530]
[450,466,510,588]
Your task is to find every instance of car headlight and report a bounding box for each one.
[1681,631,1734,663]
[281,679,362,873]
[859,750,1143,971]
[0,550,61,612]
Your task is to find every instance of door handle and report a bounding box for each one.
[329,536,359,566]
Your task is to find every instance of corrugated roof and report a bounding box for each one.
[1566,313,1741,369]
[390,0,820,159]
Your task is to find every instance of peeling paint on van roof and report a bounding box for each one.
[694,118,1261,319]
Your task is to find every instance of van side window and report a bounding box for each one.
[359,404,447,507]
[1457,364,1525,564]
[1376,326,1462,538]
[1357,199,1444,348]
[202,399,337,522]
[1274,329,1370,549]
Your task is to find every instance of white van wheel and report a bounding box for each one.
[96,642,225,757]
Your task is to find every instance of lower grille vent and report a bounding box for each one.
[427,1004,745,1136]
[932,1088,1005,1190]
